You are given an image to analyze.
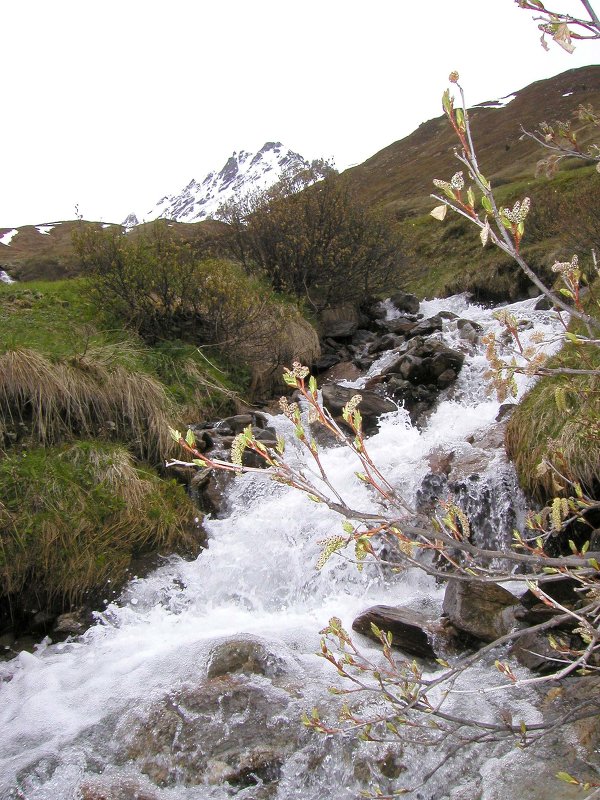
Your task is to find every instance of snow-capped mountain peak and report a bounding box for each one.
[125,142,309,227]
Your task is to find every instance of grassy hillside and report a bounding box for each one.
[343,65,600,299]
[0,218,228,282]
[397,164,599,300]
[0,277,245,631]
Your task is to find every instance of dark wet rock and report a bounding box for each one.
[438,310,459,320]
[416,472,449,514]
[314,353,342,372]
[428,448,456,475]
[457,318,483,332]
[384,317,419,336]
[368,332,404,354]
[53,608,91,637]
[514,602,566,626]
[351,329,377,347]
[437,367,460,388]
[254,426,277,443]
[520,578,580,609]
[222,413,269,434]
[353,355,376,370]
[385,377,439,423]
[408,314,444,338]
[322,320,358,340]
[319,361,362,384]
[206,636,288,680]
[361,298,388,321]
[389,291,420,315]
[534,294,553,311]
[386,337,465,388]
[125,675,302,789]
[496,402,517,421]
[321,383,397,431]
[509,630,563,672]
[456,319,482,344]
[352,605,441,659]
[443,579,521,642]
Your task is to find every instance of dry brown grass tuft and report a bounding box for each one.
[0,347,178,464]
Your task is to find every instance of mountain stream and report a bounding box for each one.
[0,295,568,800]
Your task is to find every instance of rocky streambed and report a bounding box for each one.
[1,292,598,800]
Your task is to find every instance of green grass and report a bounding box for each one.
[395,165,599,300]
[0,441,201,627]
[0,277,246,421]
[506,294,600,501]
[0,277,249,629]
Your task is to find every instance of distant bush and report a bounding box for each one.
[219,163,405,311]
[75,221,272,349]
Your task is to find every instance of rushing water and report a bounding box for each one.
[0,296,566,800]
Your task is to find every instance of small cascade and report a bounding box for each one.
[0,294,567,799]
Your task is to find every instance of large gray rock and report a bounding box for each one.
[321,383,397,431]
[125,675,303,789]
[206,636,288,680]
[443,579,521,642]
[352,604,446,659]
[389,291,420,315]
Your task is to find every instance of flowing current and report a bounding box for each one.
[0,296,565,800]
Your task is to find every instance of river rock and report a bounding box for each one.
[353,605,446,660]
[368,332,404,354]
[389,291,420,315]
[322,319,358,340]
[222,412,269,434]
[206,636,288,680]
[126,675,302,789]
[319,361,363,384]
[509,629,561,672]
[385,317,419,336]
[321,383,397,431]
[408,314,444,338]
[313,353,341,372]
[443,579,521,642]
[456,318,483,345]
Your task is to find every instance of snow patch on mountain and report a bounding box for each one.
[124,142,309,228]
[0,229,19,246]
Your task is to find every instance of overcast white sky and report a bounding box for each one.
[1,0,598,228]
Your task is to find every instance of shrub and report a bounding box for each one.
[75,221,270,348]
[219,163,405,310]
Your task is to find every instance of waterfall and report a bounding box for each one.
[0,295,566,800]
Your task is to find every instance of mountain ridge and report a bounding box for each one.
[123,141,310,227]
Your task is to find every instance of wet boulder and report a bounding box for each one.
[443,579,521,642]
[389,291,420,315]
[321,383,397,432]
[368,332,404,355]
[457,318,483,345]
[206,635,288,680]
[125,674,303,790]
[321,319,358,341]
[318,361,363,385]
[408,314,444,338]
[352,605,441,659]
[509,629,563,672]
[313,353,341,372]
